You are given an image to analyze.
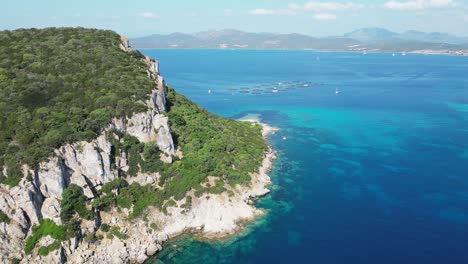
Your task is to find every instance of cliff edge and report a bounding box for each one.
[0,28,274,263]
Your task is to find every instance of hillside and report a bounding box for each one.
[0,28,272,263]
[130,28,468,54]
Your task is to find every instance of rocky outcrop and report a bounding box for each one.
[60,142,275,264]
[0,36,177,263]
[119,36,130,52]
[0,179,44,262]
[0,35,273,264]
[113,55,175,156]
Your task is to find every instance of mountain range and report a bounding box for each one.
[130,28,468,54]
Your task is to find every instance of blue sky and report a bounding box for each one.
[1,0,467,37]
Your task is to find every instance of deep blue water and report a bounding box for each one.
[142,49,468,264]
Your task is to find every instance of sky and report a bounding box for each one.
[1,0,468,37]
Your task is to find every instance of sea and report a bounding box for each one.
[141,49,468,264]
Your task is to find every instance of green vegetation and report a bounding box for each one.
[100,223,110,232]
[3,28,268,236]
[10,258,21,264]
[60,184,93,224]
[90,87,268,218]
[109,226,128,240]
[0,28,152,185]
[24,185,91,255]
[0,167,23,187]
[38,240,61,256]
[93,179,166,219]
[0,210,10,224]
[24,219,67,255]
[164,87,267,196]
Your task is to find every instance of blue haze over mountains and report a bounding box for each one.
[131,27,468,51]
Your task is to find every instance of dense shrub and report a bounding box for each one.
[0,27,153,185]
[100,223,110,232]
[60,184,93,224]
[3,28,268,226]
[24,219,67,255]
[38,240,61,256]
[163,87,267,196]
[0,210,10,223]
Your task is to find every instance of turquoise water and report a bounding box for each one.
[142,50,468,263]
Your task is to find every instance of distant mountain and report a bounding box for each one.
[399,30,468,45]
[344,27,399,42]
[131,29,360,50]
[130,28,468,54]
[344,27,468,45]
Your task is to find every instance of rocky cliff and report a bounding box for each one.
[0,34,275,264]
[0,36,177,263]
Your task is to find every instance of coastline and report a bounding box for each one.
[1,33,279,263]
[156,117,277,240]
[133,47,468,57]
[66,117,277,263]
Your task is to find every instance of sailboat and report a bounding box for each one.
[402,51,406,56]
[208,89,212,94]
[335,87,340,95]
[392,52,396,57]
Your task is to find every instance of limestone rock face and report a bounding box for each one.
[58,134,116,188]
[25,244,67,264]
[155,76,167,113]
[119,35,130,52]
[41,197,62,225]
[37,157,67,199]
[0,35,232,263]
[1,181,43,227]
[112,52,175,157]
[0,180,44,261]
[152,114,174,154]
[123,111,175,156]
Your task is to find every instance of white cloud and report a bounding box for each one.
[251,9,276,15]
[286,1,365,20]
[383,0,456,10]
[137,12,157,18]
[288,3,301,10]
[224,9,233,16]
[290,1,366,11]
[313,13,337,20]
[430,0,455,7]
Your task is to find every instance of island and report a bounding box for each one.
[0,28,275,263]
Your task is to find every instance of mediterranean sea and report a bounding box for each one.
[142,49,468,264]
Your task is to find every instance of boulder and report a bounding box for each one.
[146,244,159,256]
[41,197,61,225]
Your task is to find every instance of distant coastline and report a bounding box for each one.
[130,28,468,56]
[134,47,468,57]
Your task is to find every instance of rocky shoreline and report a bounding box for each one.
[0,35,277,263]
[65,122,276,263]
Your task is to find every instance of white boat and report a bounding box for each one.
[272,89,279,93]
[208,89,212,94]
[402,51,406,56]
[392,53,396,57]
[335,87,340,95]
[282,136,287,141]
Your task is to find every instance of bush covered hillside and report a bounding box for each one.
[0,28,267,209]
[0,28,152,185]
